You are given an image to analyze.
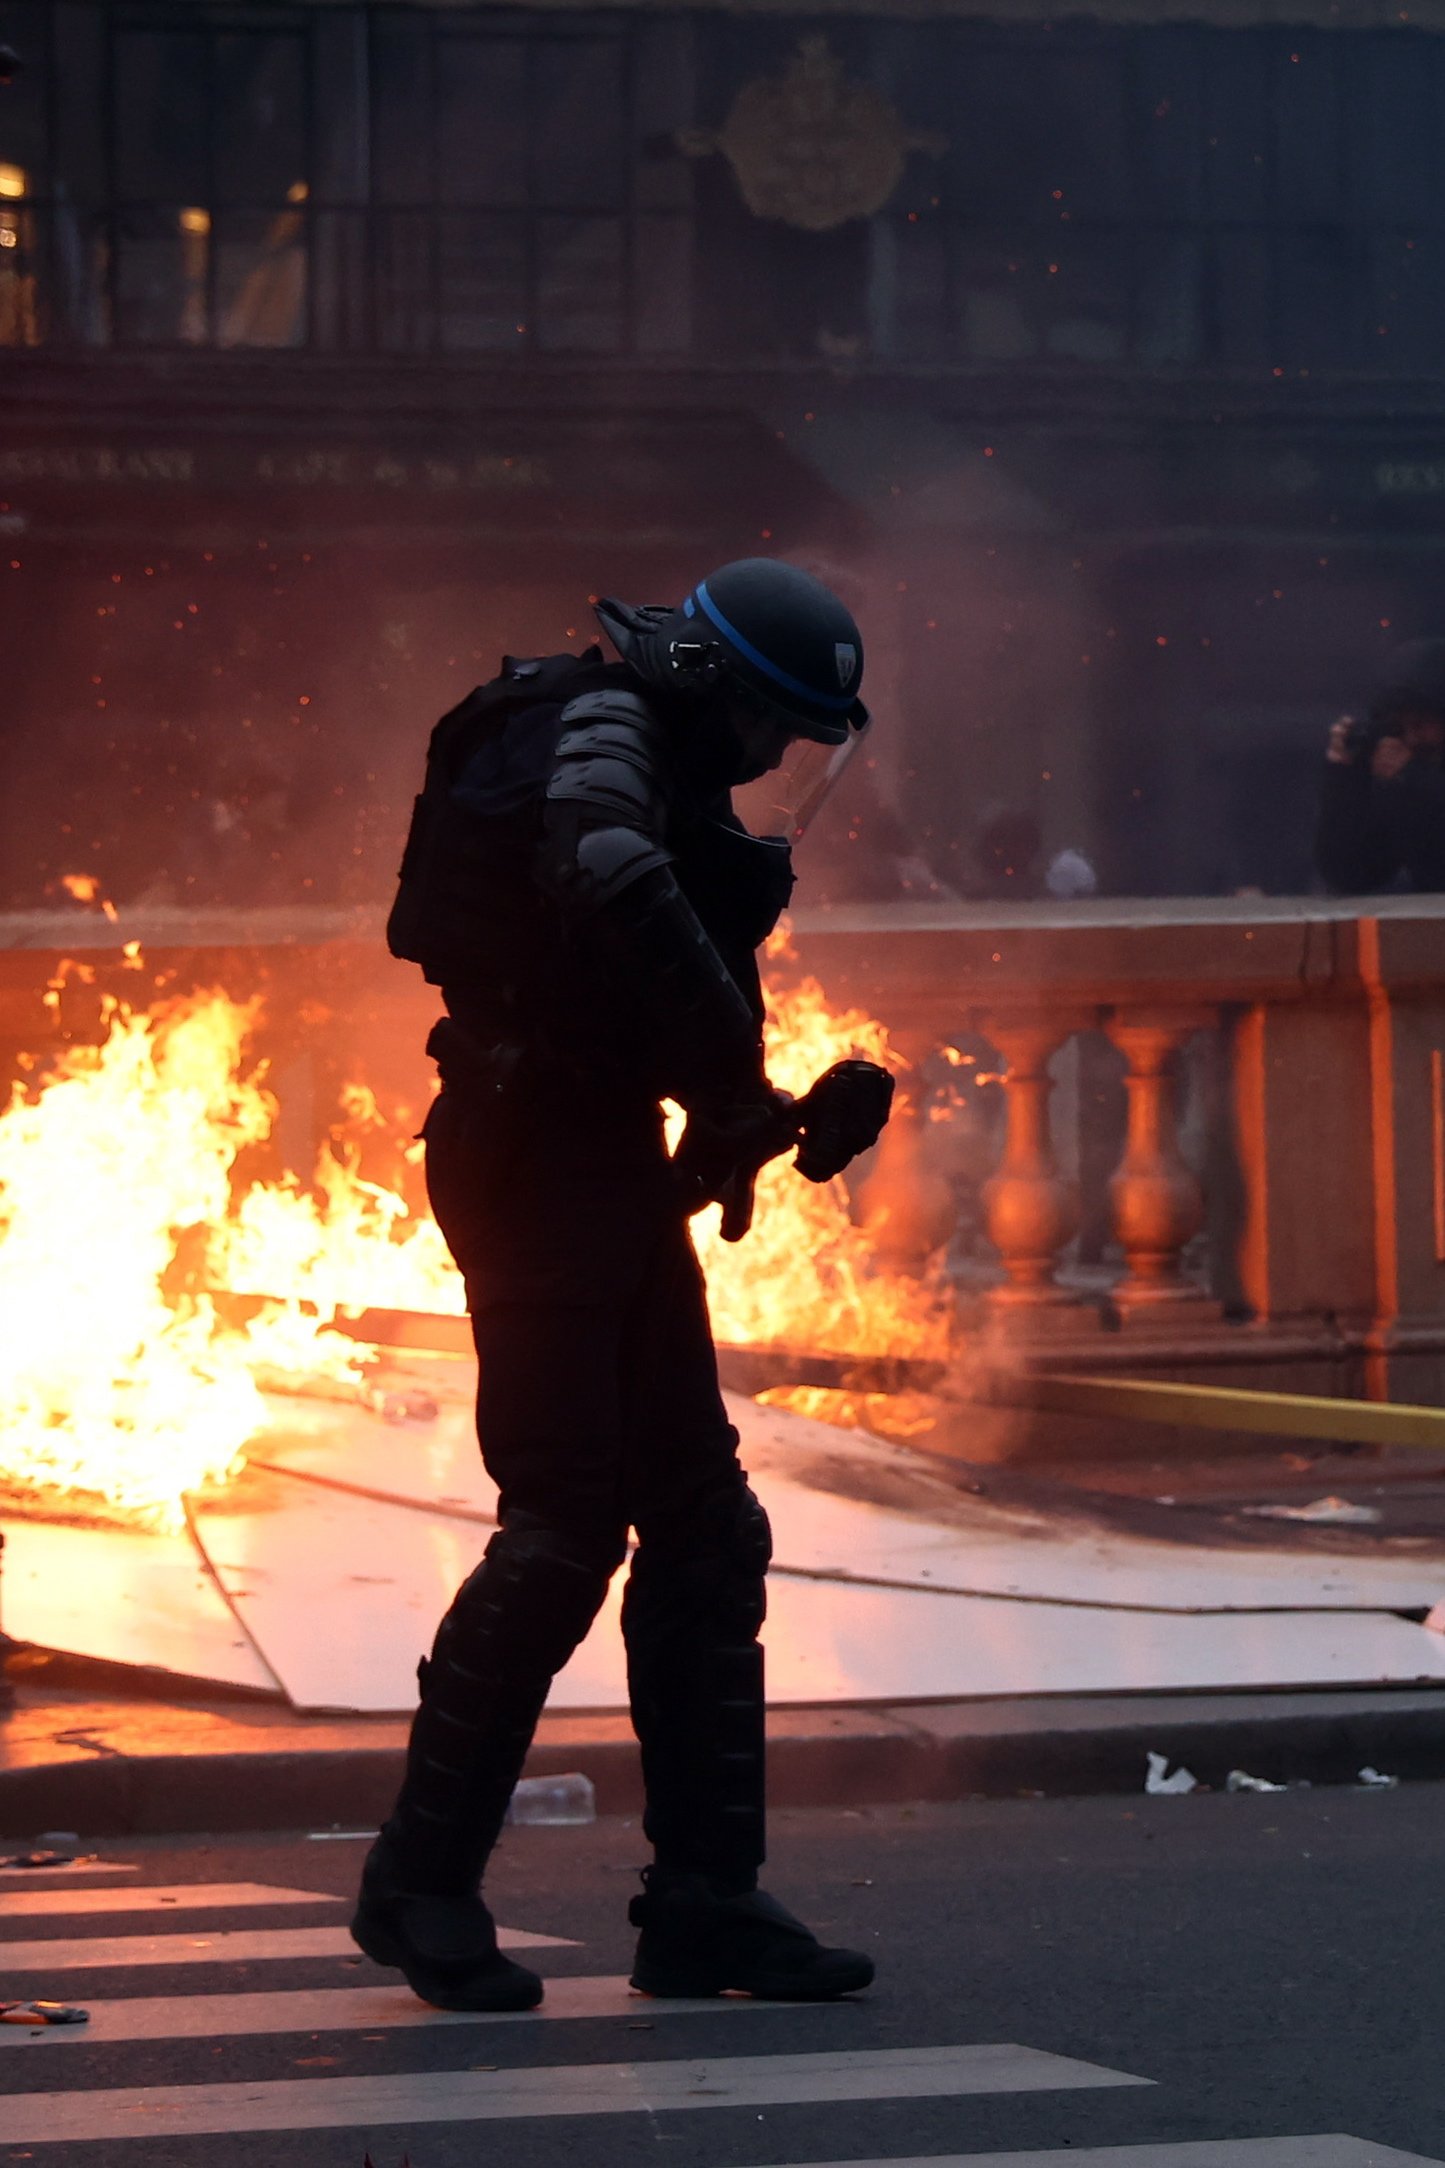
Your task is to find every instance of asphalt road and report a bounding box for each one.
[0,1786,1441,2167]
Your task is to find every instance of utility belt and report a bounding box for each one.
[424,1016,526,1099]
[424,1016,661,1141]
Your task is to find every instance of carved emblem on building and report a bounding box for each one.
[678,37,945,234]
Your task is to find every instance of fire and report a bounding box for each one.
[0,993,295,1526]
[0,988,444,1528]
[683,969,954,1359]
[756,1384,942,1440]
[0,944,953,1527]
[58,872,119,922]
[214,1116,461,1320]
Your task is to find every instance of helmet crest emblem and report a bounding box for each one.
[834,642,857,689]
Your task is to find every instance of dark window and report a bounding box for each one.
[370,24,638,355]
[212,33,306,208]
[107,24,308,347]
[114,30,209,203]
[872,21,1445,376]
[435,39,528,208]
[5,3,1445,376]
[435,211,526,352]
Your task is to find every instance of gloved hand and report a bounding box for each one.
[672,1085,798,1242]
[793,1059,895,1183]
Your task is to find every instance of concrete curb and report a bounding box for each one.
[3,1688,1445,1836]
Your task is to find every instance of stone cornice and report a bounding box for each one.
[221,0,1445,32]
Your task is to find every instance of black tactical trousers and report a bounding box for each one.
[391,1084,769,1895]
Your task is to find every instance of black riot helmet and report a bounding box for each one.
[596,558,868,745]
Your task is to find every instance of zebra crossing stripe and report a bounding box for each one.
[0,1881,339,1918]
[0,2042,1148,2144]
[0,1974,771,2045]
[0,1922,575,1971]
[772,2144,1442,2167]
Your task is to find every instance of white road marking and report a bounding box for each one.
[776,2144,1442,2167]
[0,1881,339,1918]
[0,1922,574,1970]
[0,2042,1148,2143]
[0,1974,775,2044]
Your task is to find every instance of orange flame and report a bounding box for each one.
[59,872,119,921]
[683,972,954,1359]
[0,954,953,1527]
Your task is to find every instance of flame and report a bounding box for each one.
[0,945,953,1527]
[0,985,444,1528]
[757,1383,942,1440]
[681,966,954,1359]
[58,872,120,922]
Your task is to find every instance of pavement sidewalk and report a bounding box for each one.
[2,1663,1443,1838]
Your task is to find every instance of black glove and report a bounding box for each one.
[793,1059,895,1184]
[672,1086,798,1241]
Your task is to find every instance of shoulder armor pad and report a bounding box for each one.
[547,688,668,828]
[558,686,657,730]
[571,825,673,908]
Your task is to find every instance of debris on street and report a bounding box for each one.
[1145,1751,1199,1795]
[1241,1497,1382,1525]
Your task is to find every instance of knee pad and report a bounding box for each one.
[688,1475,772,1577]
[435,1514,626,1683]
[732,1482,773,1576]
[640,1474,770,1568]
[628,1476,771,1643]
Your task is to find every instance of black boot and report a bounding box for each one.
[351,1518,620,2012]
[352,1830,543,2012]
[629,1868,875,2000]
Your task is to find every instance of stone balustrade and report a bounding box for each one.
[5,893,1445,1403]
[785,894,1445,1403]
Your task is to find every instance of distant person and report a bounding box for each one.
[969,806,1043,898]
[1044,847,1099,899]
[791,757,960,903]
[1317,639,1445,894]
[961,807,1099,903]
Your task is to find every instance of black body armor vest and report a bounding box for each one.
[388,653,795,1091]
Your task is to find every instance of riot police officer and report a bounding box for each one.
[353,558,892,2011]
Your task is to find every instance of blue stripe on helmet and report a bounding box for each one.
[692,580,856,713]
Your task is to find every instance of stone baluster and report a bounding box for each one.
[980,1011,1093,1314]
[853,1026,958,1274]
[1105,1007,1219,1321]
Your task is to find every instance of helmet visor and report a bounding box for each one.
[731,723,869,842]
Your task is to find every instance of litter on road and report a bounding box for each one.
[1241,1497,1383,1525]
[1145,1752,1199,1795]
[506,1773,596,1826]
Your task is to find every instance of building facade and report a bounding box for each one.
[4,0,1445,906]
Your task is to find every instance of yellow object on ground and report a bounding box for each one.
[988,1371,1445,1451]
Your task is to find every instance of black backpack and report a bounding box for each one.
[386,646,617,989]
